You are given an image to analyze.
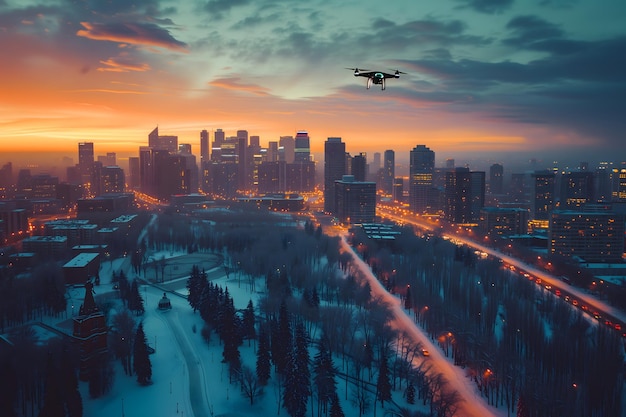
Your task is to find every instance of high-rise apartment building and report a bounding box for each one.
[532,170,555,220]
[334,175,376,224]
[549,209,624,263]
[560,171,595,209]
[444,168,485,224]
[100,166,125,194]
[409,145,435,214]
[324,137,346,213]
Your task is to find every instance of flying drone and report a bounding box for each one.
[347,67,406,90]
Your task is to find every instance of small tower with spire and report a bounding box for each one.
[72,280,108,381]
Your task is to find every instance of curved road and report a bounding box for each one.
[161,308,215,417]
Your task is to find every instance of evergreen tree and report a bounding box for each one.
[256,326,271,386]
[242,299,256,345]
[133,322,152,385]
[329,393,345,417]
[275,300,292,375]
[129,280,145,316]
[313,332,337,414]
[376,350,392,407]
[221,289,243,381]
[283,322,310,417]
[186,265,205,312]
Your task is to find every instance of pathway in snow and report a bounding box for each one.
[162,308,215,417]
[340,235,506,417]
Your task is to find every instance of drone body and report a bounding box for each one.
[347,67,406,90]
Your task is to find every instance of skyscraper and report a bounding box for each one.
[334,175,376,224]
[351,153,367,182]
[409,145,435,213]
[489,163,504,195]
[383,150,395,196]
[445,167,472,224]
[532,170,555,220]
[294,131,311,163]
[279,136,295,163]
[200,130,209,164]
[324,137,346,213]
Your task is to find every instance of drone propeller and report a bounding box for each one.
[345,67,370,71]
[390,69,407,74]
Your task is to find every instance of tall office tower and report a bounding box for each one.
[237,136,248,190]
[489,163,504,195]
[258,161,282,193]
[211,128,225,161]
[200,130,209,164]
[128,157,140,189]
[267,141,279,162]
[250,135,260,149]
[101,166,125,194]
[279,136,295,163]
[179,146,198,193]
[286,161,316,192]
[152,152,194,200]
[148,126,177,151]
[372,152,381,175]
[352,153,367,182]
[139,146,153,194]
[294,131,311,163]
[409,145,435,214]
[78,142,94,167]
[0,162,12,198]
[324,137,346,213]
[334,175,376,224]
[549,209,625,263]
[470,171,486,222]
[445,167,472,224]
[383,150,395,196]
[560,171,595,209]
[393,177,404,202]
[179,143,192,154]
[78,142,95,189]
[205,162,238,198]
[446,158,455,169]
[532,170,556,221]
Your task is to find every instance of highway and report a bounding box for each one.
[377,206,626,336]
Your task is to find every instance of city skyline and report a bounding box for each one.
[1,0,625,163]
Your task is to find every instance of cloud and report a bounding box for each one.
[204,0,252,19]
[76,21,188,52]
[455,0,514,14]
[208,77,271,96]
[98,54,151,72]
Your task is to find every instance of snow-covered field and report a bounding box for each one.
[59,245,503,417]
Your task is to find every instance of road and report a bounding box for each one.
[378,207,626,333]
[340,235,505,417]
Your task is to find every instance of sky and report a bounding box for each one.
[1,0,625,166]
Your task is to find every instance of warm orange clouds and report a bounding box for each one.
[76,22,189,53]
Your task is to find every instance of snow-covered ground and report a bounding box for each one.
[68,250,428,417]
